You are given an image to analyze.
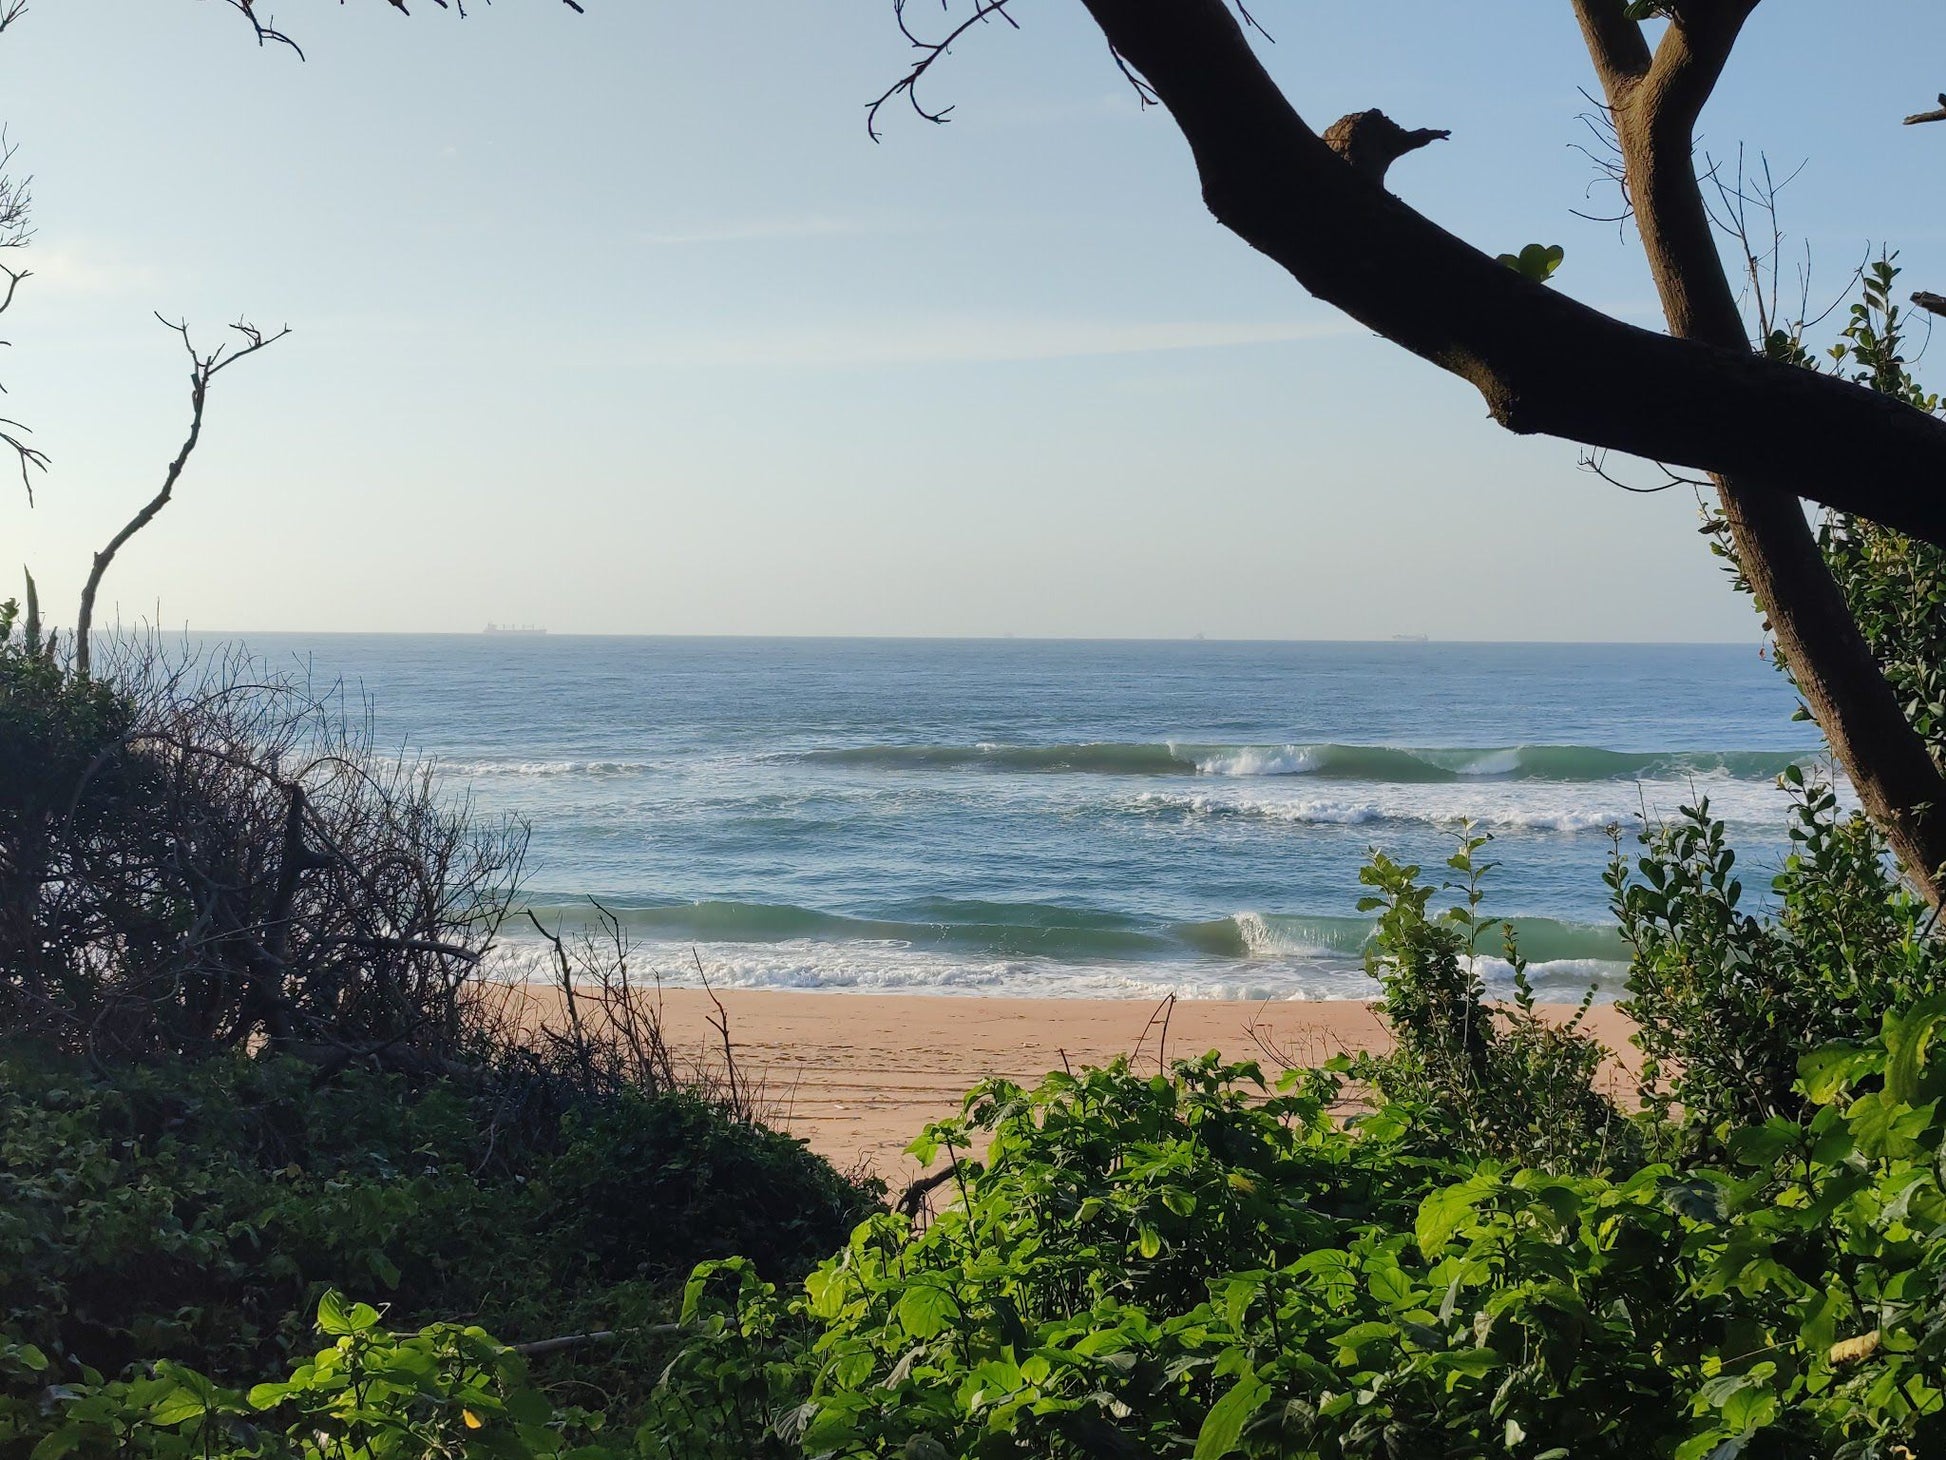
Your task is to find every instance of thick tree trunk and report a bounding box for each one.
[1578,0,1946,904]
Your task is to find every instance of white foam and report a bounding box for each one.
[1456,748,1523,777]
[1466,955,1624,999]
[443,759,656,778]
[485,932,1624,1004]
[1130,791,1384,826]
[1121,775,1853,835]
[1183,743,1323,777]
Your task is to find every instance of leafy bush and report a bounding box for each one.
[3,1292,607,1459]
[1613,772,1942,1136]
[0,1049,879,1389]
[632,1011,1946,1460]
[1351,832,1628,1173]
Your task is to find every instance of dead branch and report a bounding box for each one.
[511,1323,682,1359]
[221,0,585,60]
[73,317,289,676]
[868,0,1021,141]
[1905,93,1946,126]
[896,1165,960,1222]
[1914,292,1946,320]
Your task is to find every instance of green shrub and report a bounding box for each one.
[1613,772,1942,1137]
[1351,832,1629,1173]
[3,1292,607,1459]
[0,1050,878,1388]
[632,1012,1946,1459]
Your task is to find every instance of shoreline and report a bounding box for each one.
[497,987,1640,1179]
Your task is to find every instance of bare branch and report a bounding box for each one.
[1915,292,1946,320]
[1905,93,1946,126]
[867,0,1022,141]
[73,317,290,675]
[1580,449,1711,496]
[0,416,46,503]
[220,0,587,60]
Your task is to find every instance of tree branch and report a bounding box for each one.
[868,0,1021,140]
[73,317,289,675]
[1905,93,1946,126]
[1570,0,1651,92]
[1639,2,1760,135]
[1069,0,1946,548]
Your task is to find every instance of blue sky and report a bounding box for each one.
[1,1,1941,640]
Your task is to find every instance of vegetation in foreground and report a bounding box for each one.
[8,769,1946,1458]
[8,269,1946,1455]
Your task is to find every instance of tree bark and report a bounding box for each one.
[1071,0,1946,552]
[1574,0,1946,905]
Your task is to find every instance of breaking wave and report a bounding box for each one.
[514,896,1625,969]
[794,741,1817,784]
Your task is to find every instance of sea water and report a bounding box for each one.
[233,635,1830,1000]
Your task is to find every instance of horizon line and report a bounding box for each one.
[170,629,1772,649]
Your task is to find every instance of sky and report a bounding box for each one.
[0,0,1941,641]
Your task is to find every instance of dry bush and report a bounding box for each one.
[479,901,776,1126]
[0,630,528,1063]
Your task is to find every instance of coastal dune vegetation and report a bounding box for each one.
[4,2,1946,1458]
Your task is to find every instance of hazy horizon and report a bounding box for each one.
[190,628,1772,648]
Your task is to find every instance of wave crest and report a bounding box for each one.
[793,741,1818,784]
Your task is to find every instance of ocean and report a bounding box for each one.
[234,635,1828,1001]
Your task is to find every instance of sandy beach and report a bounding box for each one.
[506,988,1641,1180]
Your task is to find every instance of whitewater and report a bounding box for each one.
[234,635,1833,1000]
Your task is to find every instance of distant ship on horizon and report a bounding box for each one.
[483,623,547,636]
[1391,633,1430,643]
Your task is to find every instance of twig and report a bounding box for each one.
[1579,448,1711,495]
[868,0,1021,140]
[1130,990,1177,1071]
[692,946,745,1118]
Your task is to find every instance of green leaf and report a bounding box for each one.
[1797,1043,1881,1105]
[1416,1172,1498,1257]
[896,1284,960,1340]
[1194,1371,1269,1460]
[1884,994,1946,1104]
[149,1388,207,1427]
[1496,242,1566,283]
[506,1388,554,1426]
[317,1290,355,1336]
